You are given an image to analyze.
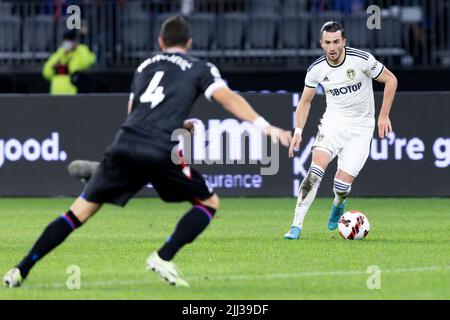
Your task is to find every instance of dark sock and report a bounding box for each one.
[158,205,216,261]
[16,210,82,278]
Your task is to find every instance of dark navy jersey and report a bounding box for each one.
[115,51,227,153]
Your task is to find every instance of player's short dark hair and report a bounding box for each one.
[320,21,345,39]
[160,15,191,47]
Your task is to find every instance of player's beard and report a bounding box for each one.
[327,48,343,64]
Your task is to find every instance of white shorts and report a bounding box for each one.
[312,119,373,177]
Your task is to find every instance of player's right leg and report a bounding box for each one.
[3,197,101,288]
[284,148,332,240]
[327,127,372,230]
[327,169,355,230]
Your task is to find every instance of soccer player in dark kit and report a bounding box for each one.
[4,15,292,287]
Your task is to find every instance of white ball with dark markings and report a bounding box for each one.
[338,210,370,240]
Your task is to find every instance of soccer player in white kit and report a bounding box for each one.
[284,21,398,239]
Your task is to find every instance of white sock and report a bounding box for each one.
[292,165,324,228]
[333,178,352,206]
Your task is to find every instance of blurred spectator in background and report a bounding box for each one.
[42,29,96,95]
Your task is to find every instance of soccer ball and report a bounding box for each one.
[338,210,370,240]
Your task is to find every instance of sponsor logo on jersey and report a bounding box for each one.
[328,82,362,96]
[323,76,330,82]
[346,68,356,80]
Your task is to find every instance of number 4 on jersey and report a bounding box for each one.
[140,71,165,109]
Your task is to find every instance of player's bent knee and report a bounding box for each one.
[312,148,332,170]
[199,194,220,210]
[335,169,356,184]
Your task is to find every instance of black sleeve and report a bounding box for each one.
[197,62,228,101]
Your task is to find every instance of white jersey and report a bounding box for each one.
[305,47,384,128]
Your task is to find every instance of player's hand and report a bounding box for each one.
[263,126,292,148]
[183,118,202,134]
[378,115,392,139]
[288,132,302,158]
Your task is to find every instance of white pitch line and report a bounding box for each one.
[25,265,450,290]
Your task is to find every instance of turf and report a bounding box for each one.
[0,197,449,300]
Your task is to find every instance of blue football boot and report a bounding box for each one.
[327,202,345,230]
[284,226,302,240]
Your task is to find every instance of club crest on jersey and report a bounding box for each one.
[346,68,356,80]
[317,133,324,142]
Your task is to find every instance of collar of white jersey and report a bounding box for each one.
[325,47,347,68]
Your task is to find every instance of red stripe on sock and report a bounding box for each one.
[61,213,76,230]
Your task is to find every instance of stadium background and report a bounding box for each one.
[0,0,448,197]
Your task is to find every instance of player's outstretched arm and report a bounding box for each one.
[289,86,316,158]
[211,87,292,147]
[374,67,398,139]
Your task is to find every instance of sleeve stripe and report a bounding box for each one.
[346,47,369,58]
[346,50,369,58]
[373,65,385,80]
[204,80,228,101]
[347,53,369,61]
[305,84,317,89]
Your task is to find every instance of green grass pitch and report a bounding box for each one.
[0,197,449,300]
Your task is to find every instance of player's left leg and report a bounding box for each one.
[3,197,101,287]
[146,164,218,286]
[327,128,372,230]
[147,194,219,287]
[327,170,355,230]
[156,194,219,263]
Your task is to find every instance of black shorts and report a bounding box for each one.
[81,142,214,207]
